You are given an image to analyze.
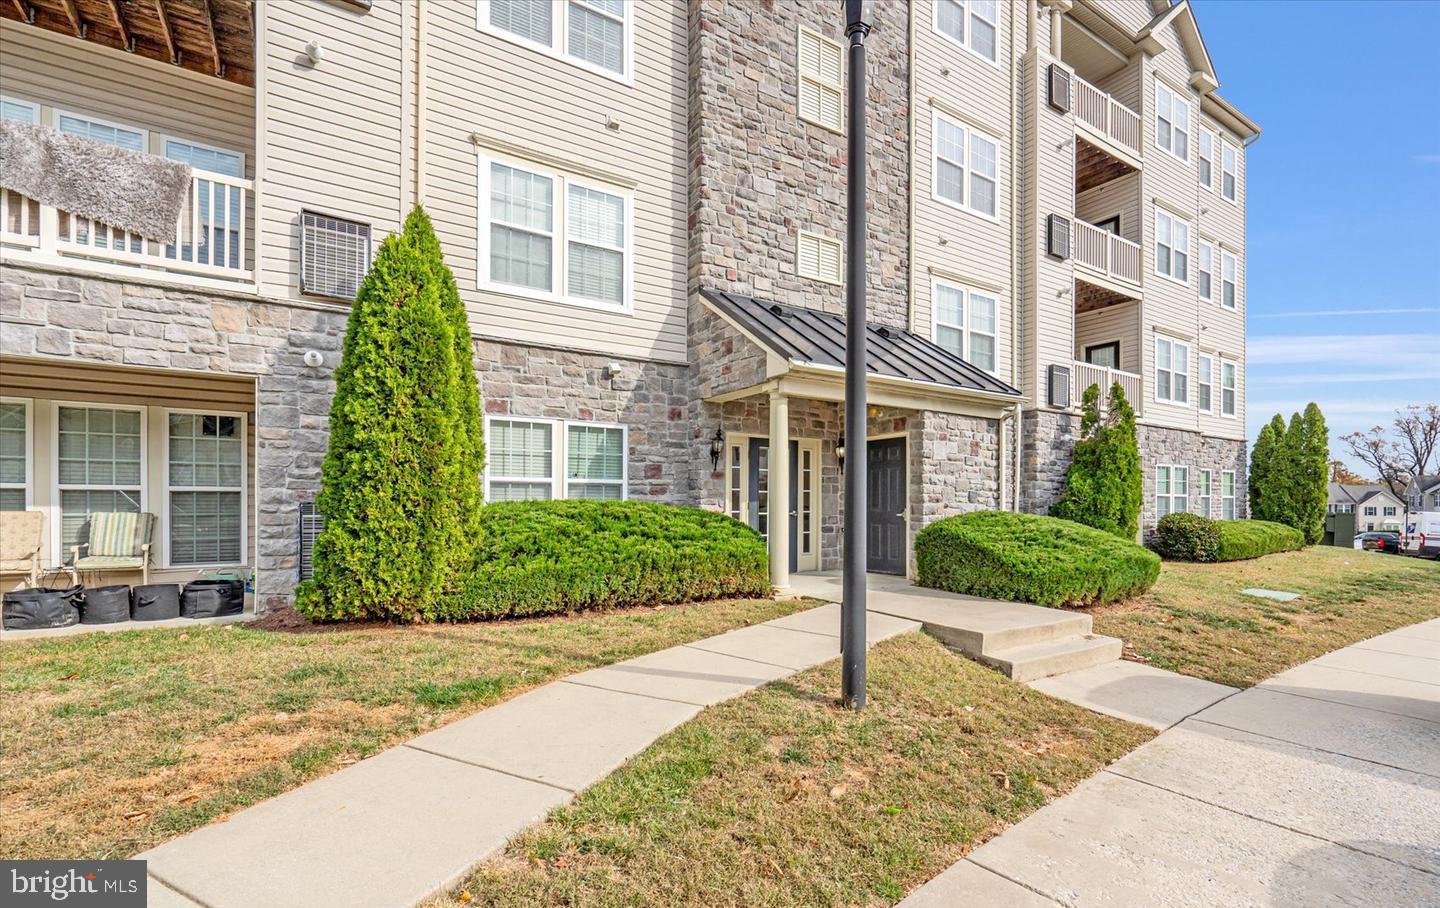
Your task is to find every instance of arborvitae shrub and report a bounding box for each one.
[1050,382,1142,539]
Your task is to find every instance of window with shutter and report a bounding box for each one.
[301,211,373,301]
[798,28,844,132]
[796,231,842,284]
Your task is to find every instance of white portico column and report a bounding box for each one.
[768,388,791,592]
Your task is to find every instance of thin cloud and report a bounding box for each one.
[1252,307,1440,318]
[1248,334,1440,366]
[1414,154,1440,164]
[1258,370,1440,385]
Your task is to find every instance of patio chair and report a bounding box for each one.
[70,512,156,585]
[0,510,45,588]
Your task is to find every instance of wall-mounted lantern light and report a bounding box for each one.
[836,435,846,474]
[709,428,725,472]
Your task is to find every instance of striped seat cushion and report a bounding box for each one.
[86,512,156,558]
[74,555,145,571]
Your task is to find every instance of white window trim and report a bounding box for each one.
[930,110,1001,222]
[1155,463,1190,518]
[1221,470,1237,519]
[1197,353,1214,414]
[1197,468,1213,517]
[1153,208,1191,286]
[50,400,148,565]
[0,94,38,124]
[160,134,247,178]
[931,277,999,374]
[482,416,629,502]
[475,0,635,85]
[1221,139,1238,204]
[476,149,635,315]
[0,396,33,510]
[796,26,845,134]
[1198,127,1217,191]
[51,107,150,151]
[1154,335,1192,407]
[1220,358,1238,418]
[932,0,1002,67]
[1153,78,1191,163]
[796,230,843,285]
[1198,240,1217,303]
[162,408,248,569]
[1220,249,1237,310]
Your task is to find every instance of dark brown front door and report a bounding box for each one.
[867,437,907,574]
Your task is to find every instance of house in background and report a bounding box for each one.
[0,0,1258,606]
[1325,483,1404,544]
[1406,476,1440,556]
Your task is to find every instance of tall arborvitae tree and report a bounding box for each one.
[1250,413,1287,521]
[1267,412,1306,531]
[1297,402,1330,544]
[1051,382,1143,539]
[297,207,483,621]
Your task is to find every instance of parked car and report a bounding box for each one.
[1354,531,1402,554]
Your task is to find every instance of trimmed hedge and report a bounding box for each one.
[436,500,771,620]
[915,511,1160,608]
[1154,515,1305,563]
[1215,519,1305,562]
[1153,513,1222,562]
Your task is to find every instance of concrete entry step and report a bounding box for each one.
[980,634,1124,683]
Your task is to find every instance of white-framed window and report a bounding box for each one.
[797,230,843,284]
[0,398,31,511]
[1221,141,1238,202]
[934,0,999,64]
[1156,464,1189,518]
[1198,128,1216,189]
[478,0,631,81]
[477,151,632,312]
[1221,250,1237,309]
[1221,470,1236,519]
[1364,505,1377,517]
[1198,241,1217,302]
[1221,360,1237,417]
[1154,78,1190,161]
[797,27,844,132]
[1197,353,1214,413]
[1154,209,1190,284]
[484,416,628,502]
[1197,469,1213,517]
[55,403,145,557]
[166,411,246,566]
[932,279,998,373]
[53,108,146,152]
[1155,336,1190,405]
[1384,506,1397,516]
[931,111,999,219]
[0,95,37,125]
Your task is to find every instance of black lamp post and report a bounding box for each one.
[841,0,870,710]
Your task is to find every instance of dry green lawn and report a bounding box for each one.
[1091,546,1440,687]
[430,633,1151,908]
[0,597,813,860]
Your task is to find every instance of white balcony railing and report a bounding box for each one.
[1073,360,1143,415]
[1074,76,1141,154]
[1073,219,1141,285]
[0,170,254,288]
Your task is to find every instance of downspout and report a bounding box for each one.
[415,0,428,206]
[1014,0,1033,511]
[906,1,917,334]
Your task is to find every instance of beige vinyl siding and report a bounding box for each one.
[1092,0,1159,36]
[912,0,1015,381]
[1075,303,1141,374]
[1076,169,1141,242]
[1093,55,1142,114]
[1136,11,1246,441]
[0,358,256,581]
[256,0,405,300]
[423,0,689,364]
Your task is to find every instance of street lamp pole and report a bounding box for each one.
[841,0,870,710]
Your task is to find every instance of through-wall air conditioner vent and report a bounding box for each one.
[1048,63,1072,113]
[300,210,372,301]
[1047,214,1071,260]
[1049,364,1072,409]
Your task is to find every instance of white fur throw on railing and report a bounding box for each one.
[0,119,193,243]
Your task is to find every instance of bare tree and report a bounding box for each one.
[1394,403,1440,478]
[1341,403,1440,500]
[1342,427,1410,498]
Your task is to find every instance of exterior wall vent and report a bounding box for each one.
[1048,364,1072,409]
[1047,214,1071,259]
[1047,63,1071,113]
[298,501,325,582]
[300,211,372,300]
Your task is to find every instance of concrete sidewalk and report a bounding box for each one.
[137,600,921,908]
[900,617,1440,907]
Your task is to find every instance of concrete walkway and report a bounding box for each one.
[137,600,922,908]
[900,617,1440,907]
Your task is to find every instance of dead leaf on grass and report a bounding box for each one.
[991,771,1011,791]
[829,783,848,799]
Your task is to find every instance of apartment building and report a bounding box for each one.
[0,0,1256,606]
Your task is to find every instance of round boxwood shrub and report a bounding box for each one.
[1215,519,1305,562]
[915,511,1160,608]
[1154,512,1222,562]
[438,500,770,620]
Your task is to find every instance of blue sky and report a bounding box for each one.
[1193,0,1440,476]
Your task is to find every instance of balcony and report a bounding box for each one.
[1,171,254,290]
[1071,360,1143,416]
[1073,77,1141,192]
[1073,219,1141,286]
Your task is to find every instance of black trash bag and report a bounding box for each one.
[81,585,132,625]
[3,586,83,630]
[181,579,245,618]
[131,584,181,621]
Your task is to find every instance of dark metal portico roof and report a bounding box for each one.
[702,288,1021,398]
